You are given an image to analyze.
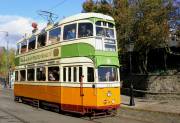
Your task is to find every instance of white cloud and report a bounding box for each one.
[0,15,46,49]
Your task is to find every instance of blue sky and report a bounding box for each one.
[0,0,86,48]
[0,0,85,21]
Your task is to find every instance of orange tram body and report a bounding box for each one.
[14,13,121,115]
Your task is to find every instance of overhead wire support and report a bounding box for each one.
[37,10,58,25]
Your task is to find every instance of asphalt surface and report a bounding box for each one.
[0,88,149,123]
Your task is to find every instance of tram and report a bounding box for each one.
[14,13,121,115]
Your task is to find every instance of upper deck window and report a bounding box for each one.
[28,36,36,51]
[21,41,27,53]
[78,23,93,38]
[108,22,114,28]
[96,21,101,26]
[96,27,114,38]
[49,27,61,44]
[37,33,46,48]
[63,24,76,40]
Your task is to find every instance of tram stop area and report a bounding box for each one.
[119,95,180,123]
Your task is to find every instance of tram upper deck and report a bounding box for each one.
[15,13,119,67]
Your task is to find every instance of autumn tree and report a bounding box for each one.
[82,0,172,73]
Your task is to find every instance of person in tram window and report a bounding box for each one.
[49,71,55,81]
[67,28,76,39]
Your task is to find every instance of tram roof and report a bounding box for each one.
[58,12,114,25]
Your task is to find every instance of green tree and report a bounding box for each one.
[0,48,15,77]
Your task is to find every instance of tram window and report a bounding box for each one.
[15,71,18,81]
[49,28,61,44]
[87,67,94,82]
[48,67,59,81]
[63,67,66,82]
[28,37,36,51]
[21,41,27,53]
[98,67,118,82]
[106,29,114,38]
[96,27,105,37]
[27,69,34,81]
[105,44,116,51]
[73,67,77,82]
[108,22,114,28]
[20,70,26,81]
[63,24,76,40]
[68,67,71,82]
[79,67,82,82]
[103,21,107,26]
[16,44,20,55]
[78,23,93,38]
[37,67,46,81]
[37,33,46,48]
[96,21,101,26]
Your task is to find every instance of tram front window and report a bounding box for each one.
[98,67,118,82]
[96,27,114,38]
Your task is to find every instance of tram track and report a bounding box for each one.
[0,107,29,123]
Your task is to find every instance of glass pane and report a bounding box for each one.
[63,67,66,82]
[73,67,77,82]
[98,67,118,82]
[106,29,114,38]
[48,66,59,81]
[96,21,101,26]
[96,27,105,36]
[108,22,114,28]
[79,67,82,82]
[105,44,116,51]
[27,69,34,81]
[49,28,61,44]
[63,24,76,40]
[20,70,26,81]
[37,33,46,48]
[78,23,93,38]
[37,67,46,81]
[68,67,71,82]
[87,67,94,82]
[28,37,36,51]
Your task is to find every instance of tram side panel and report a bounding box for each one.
[14,83,61,104]
[60,86,97,113]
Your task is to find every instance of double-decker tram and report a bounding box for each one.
[14,13,121,115]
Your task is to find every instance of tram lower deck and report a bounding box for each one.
[14,82,120,114]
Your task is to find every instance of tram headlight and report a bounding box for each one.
[107,91,112,97]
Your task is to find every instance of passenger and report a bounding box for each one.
[86,29,92,36]
[67,28,76,39]
[49,71,55,81]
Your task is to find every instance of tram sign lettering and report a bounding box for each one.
[19,48,60,64]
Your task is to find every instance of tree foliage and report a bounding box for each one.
[0,48,15,77]
[82,0,172,73]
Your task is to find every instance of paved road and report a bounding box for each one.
[0,88,148,123]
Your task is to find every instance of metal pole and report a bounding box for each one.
[6,32,9,88]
